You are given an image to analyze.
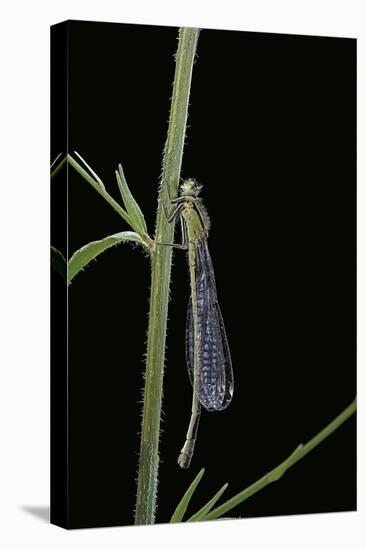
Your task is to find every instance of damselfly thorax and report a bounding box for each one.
[182,202,207,243]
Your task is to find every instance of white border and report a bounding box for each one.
[0,1,363,548]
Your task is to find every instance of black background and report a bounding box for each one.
[51,20,356,528]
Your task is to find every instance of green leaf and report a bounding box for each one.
[50,152,63,170]
[51,155,66,179]
[68,231,145,284]
[67,154,135,230]
[170,468,205,523]
[115,163,148,235]
[187,483,228,522]
[203,399,356,521]
[73,151,106,192]
[67,153,105,193]
[51,246,67,281]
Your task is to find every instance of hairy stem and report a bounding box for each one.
[134,27,200,525]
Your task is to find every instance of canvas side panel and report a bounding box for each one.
[50,21,69,529]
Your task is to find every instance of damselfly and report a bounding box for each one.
[160,179,234,469]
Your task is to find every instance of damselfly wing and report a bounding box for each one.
[185,240,233,411]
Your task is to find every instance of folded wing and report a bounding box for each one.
[185,241,234,411]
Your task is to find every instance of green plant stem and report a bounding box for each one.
[134,27,200,525]
[203,399,356,521]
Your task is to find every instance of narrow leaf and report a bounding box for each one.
[67,153,102,190]
[170,468,205,523]
[187,483,228,522]
[50,152,63,170]
[203,399,356,521]
[116,163,147,234]
[74,151,106,192]
[51,246,67,281]
[67,154,135,229]
[51,155,66,179]
[68,231,145,284]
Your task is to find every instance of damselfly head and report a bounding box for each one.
[180,178,202,197]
